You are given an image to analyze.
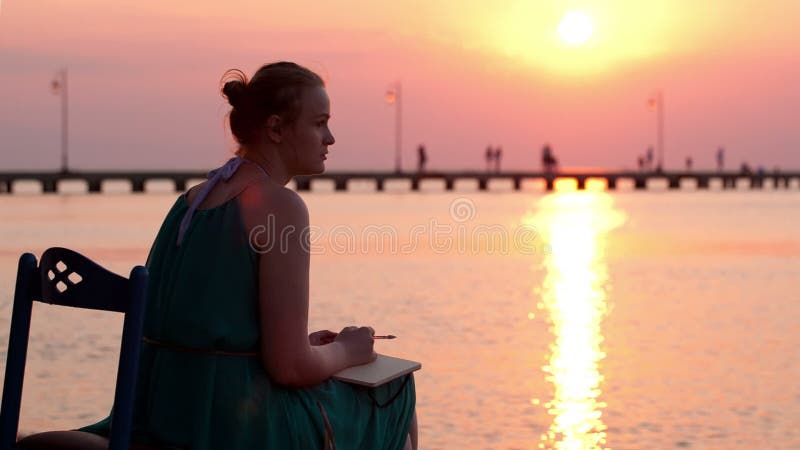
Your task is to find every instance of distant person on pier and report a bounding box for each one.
[637,156,645,172]
[646,146,654,171]
[494,146,503,173]
[716,147,725,172]
[75,61,418,450]
[417,144,427,173]
[740,162,752,175]
[685,157,693,172]
[485,145,494,172]
[542,144,557,174]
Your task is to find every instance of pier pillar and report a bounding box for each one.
[576,178,586,190]
[4,181,12,194]
[334,179,347,191]
[513,178,521,191]
[724,178,736,189]
[545,178,555,192]
[411,178,420,191]
[445,178,454,191]
[88,180,103,193]
[43,180,57,193]
[697,177,709,189]
[132,179,146,193]
[634,178,647,190]
[606,178,616,190]
[478,178,488,191]
[375,179,384,191]
[668,177,681,190]
[295,177,311,191]
[174,179,187,192]
[751,178,763,189]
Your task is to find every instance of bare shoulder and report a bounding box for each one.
[239,180,309,231]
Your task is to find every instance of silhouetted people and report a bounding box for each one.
[417,144,427,173]
[716,147,725,172]
[494,147,503,173]
[740,162,752,175]
[485,145,494,172]
[645,147,654,171]
[685,157,693,172]
[542,144,558,174]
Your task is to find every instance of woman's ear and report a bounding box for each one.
[265,115,283,144]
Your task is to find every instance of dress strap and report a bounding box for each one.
[176,156,245,246]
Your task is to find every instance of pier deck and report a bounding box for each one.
[0,170,797,194]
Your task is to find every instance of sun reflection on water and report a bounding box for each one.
[527,192,626,450]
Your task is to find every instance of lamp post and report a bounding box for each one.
[385,81,402,173]
[51,69,69,173]
[647,90,664,171]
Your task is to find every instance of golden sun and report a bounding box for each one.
[558,11,594,46]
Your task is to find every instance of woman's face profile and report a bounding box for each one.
[284,85,335,175]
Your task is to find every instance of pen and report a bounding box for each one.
[372,335,396,339]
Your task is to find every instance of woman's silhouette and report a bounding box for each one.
[77,62,418,450]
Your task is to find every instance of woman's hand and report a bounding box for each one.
[334,326,377,366]
[308,330,338,346]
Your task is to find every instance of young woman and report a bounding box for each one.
[77,62,418,450]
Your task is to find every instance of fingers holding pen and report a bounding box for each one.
[335,326,377,365]
[338,326,374,336]
[336,326,395,339]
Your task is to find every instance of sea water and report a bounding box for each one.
[0,186,798,449]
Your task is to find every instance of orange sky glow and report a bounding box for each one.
[1,0,798,171]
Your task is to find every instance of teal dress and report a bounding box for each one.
[78,174,415,450]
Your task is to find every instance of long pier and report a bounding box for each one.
[0,170,798,194]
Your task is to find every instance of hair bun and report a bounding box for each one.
[223,80,247,109]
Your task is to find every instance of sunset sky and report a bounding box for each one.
[1,0,798,171]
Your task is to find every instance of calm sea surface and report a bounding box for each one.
[0,185,798,449]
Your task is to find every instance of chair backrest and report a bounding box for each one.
[0,247,148,450]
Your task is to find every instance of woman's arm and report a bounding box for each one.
[249,186,374,387]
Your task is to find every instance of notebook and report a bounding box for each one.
[333,354,421,388]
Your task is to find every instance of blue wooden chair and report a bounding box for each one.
[0,248,150,450]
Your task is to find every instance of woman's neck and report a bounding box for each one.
[241,149,292,186]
